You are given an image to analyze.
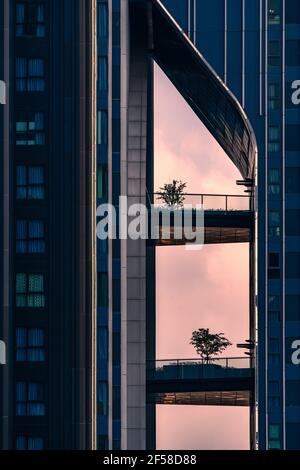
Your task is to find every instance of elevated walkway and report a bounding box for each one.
[147,357,254,406]
[148,193,254,245]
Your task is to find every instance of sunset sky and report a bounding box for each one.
[154,64,250,450]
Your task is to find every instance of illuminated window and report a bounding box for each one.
[268,168,280,194]
[268,0,281,25]
[268,83,280,110]
[16,112,45,146]
[269,424,281,450]
[268,126,280,153]
[268,211,280,238]
[16,273,45,308]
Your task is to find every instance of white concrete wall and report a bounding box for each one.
[121,0,148,450]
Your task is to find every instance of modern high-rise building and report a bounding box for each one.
[157,0,300,451]
[0,0,97,450]
[1,0,300,452]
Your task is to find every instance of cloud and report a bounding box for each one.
[155,64,250,449]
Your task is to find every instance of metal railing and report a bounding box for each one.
[147,357,253,380]
[147,192,251,212]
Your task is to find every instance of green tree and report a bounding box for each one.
[157,180,187,208]
[190,328,232,363]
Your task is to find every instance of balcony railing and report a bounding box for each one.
[147,357,253,381]
[148,192,251,212]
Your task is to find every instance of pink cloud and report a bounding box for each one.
[155,63,250,449]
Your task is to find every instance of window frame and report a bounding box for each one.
[16,2,46,38]
[15,382,45,417]
[15,327,45,362]
[15,273,45,308]
[15,112,45,146]
[16,165,45,200]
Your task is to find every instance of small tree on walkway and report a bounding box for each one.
[157,180,187,208]
[190,328,232,363]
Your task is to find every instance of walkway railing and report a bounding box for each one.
[147,192,251,212]
[147,357,253,380]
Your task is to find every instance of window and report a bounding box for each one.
[16,436,44,450]
[112,65,120,100]
[286,380,300,406]
[16,3,45,37]
[98,273,108,308]
[268,0,281,24]
[286,125,300,152]
[113,332,120,366]
[286,295,300,321]
[98,57,108,92]
[16,112,45,146]
[269,381,280,395]
[286,0,300,24]
[286,40,300,67]
[112,12,120,46]
[269,353,280,365]
[16,220,45,253]
[113,386,121,420]
[286,167,300,193]
[97,381,108,416]
[268,83,280,110]
[16,328,45,362]
[269,338,280,353]
[269,253,280,279]
[269,397,280,409]
[97,327,108,360]
[269,425,281,450]
[268,40,280,67]
[268,295,280,322]
[97,3,108,38]
[98,238,107,255]
[268,126,280,153]
[269,310,280,322]
[112,119,120,153]
[97,111,108,145]
[268,169,280,195]
[286,210,300,236]
[269,211,280,238]
[16,58,45,92]
[113,440,121,451]
[286,252,300,278]
[97,435,108,450]
[16,273,45,308]
[16,382,45,416]
[16,166,45,199]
